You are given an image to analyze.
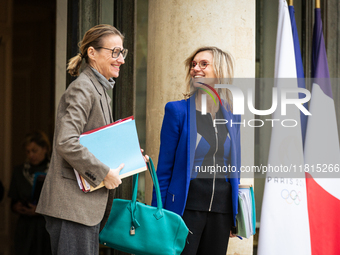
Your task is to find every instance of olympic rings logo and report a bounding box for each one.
[281,189,301,205]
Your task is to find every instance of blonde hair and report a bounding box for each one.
[184,46,234,108]
[67,24,124,76]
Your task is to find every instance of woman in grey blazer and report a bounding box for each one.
[36,24,128,255]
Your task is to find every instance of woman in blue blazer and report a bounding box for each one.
[152,46,241,255]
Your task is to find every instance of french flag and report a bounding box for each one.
[257,1,311,254]
[304,7,340,255]
[288,3,308,146]
[258,1,340,255]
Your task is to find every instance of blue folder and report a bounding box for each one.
[79,116,147,179]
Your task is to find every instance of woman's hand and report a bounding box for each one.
[229,231,243,240]
[230,230,237,238]
[13,201,37,216]
[103,163,124,189]
[141,149,149,163]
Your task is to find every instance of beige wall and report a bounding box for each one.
[145,1,255,254]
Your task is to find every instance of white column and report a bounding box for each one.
[55,0,67,116]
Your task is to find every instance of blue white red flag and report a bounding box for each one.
[304,7,340,255]
[288,5,308,145]
[257,1,311,254]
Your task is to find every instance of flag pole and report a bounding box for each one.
[288,0,293,6]
[315,0,320,9]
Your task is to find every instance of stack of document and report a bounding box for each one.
[74,116,147,193]
[236,185,256,238]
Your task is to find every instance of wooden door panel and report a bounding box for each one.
[0,0,12,254]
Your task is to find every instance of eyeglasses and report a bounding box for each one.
[97,47,128,59]
[191,60,210,70]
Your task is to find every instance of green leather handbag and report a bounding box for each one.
[99,158,189,255]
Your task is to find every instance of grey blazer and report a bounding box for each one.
[36,66,114,226]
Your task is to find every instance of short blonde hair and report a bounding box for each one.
[184,46,234,107]
[67,24,124,76]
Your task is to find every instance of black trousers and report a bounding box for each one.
[181,210,233,255]
[44,216,100,255]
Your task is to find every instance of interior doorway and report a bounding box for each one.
[6,0,56,254]
[11,0,56,166]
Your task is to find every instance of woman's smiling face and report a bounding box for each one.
[190,51,217,88]
[190,51,216,79]
[89,35,125,79]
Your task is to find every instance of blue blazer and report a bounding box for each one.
[152,96,241,226]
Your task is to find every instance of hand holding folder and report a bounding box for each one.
[103,163,124,189]
[74,116,147,193]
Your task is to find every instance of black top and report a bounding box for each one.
[8,158,52,255]
[9,158,49,207]
[185,108,233,213]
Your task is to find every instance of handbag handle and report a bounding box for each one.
[130,157,163,229]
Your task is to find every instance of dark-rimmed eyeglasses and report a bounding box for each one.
[191,60,210,70]
[97,47,128,59]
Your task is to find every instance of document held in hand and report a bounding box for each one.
[74,116,147,193]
